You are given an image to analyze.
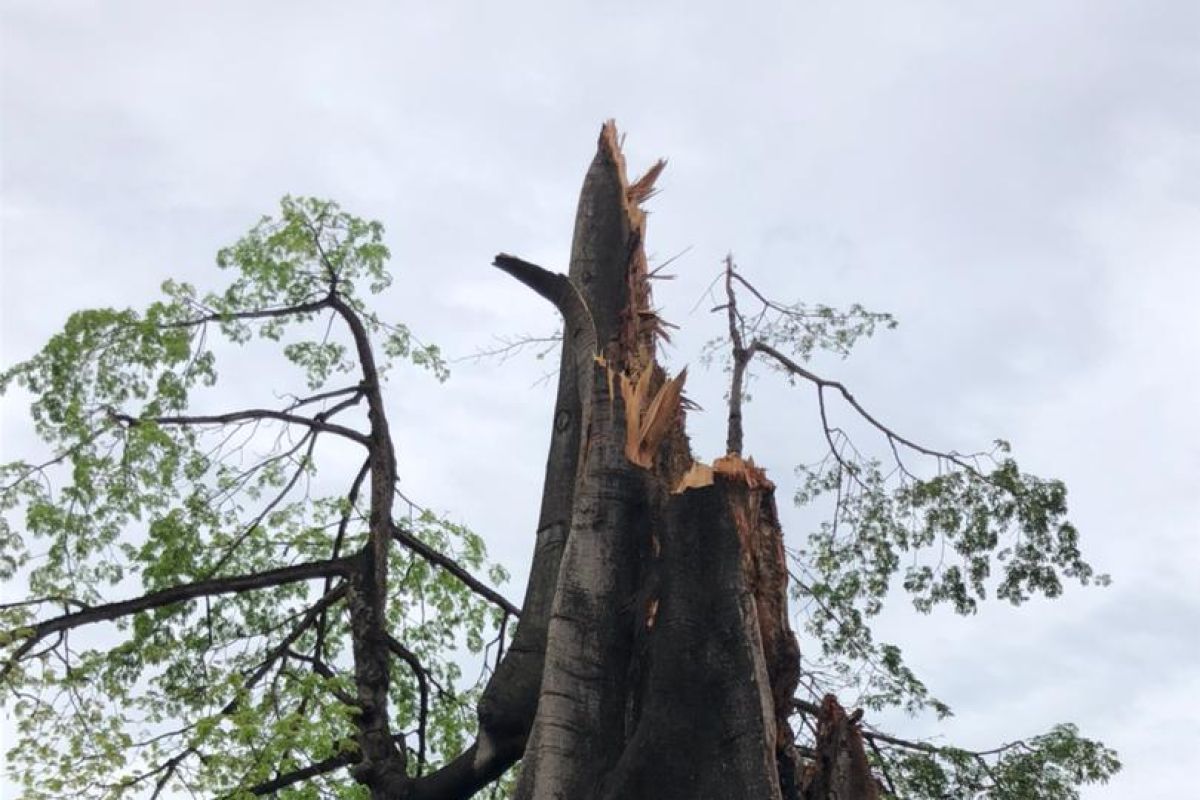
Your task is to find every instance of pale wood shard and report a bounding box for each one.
[638,307,677,343]
[671,461,715,493]
[621,367,688,469]
[638,368,686,463]
[713,453,775,490]
[619,368,649,462]
[607,360,618,412]
[627,159,667,205]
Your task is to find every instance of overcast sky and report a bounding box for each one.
[2,1,1198,797]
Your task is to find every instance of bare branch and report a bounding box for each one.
[724,255,750,455]
[456,332,563,365]
[750,341,987,480]
[492,255,597,357]
[792,698,1028,759]
[281,384,366,413]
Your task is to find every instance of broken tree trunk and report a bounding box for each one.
[498,122,808,800]
[798,696,883,800]
[425,121,881,800]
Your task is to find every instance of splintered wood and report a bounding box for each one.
[598,120,671,367]
[620,366,688,469]
[672,461,715,493]
[671,453,775,493]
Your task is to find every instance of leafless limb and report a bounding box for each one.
[717,257,991,480]
[456,332,563,365]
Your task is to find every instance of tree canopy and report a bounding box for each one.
[1,137,1119,800]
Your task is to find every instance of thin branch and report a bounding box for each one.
[105,748,196,797]
[455,332,563,365]
[0,433,106,492]
[281,383,366,413]
[866,733,899,797]
[0,596,90,612]
[750,341,988,480]
[391,522,520,618]
[99,588,350,799]
[817,387,867,490]
[149,749,192,799]
[241,753,352,796]
[2,557,355,681]
[231,736,405,798]
[163,298,332,330]
[284,649,357,706]
[387,635,430,774]
[207,430,321,576]
[232,584,349,710]
[724,254,750,455]
[792,698,1028,760]
[315,457,371,661]
[109,407,370,447]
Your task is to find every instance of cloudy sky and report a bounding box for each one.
[2,1,1198,796]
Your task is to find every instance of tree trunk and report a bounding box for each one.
[473,121,878,800]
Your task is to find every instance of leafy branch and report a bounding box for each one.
[710,256,1108,743]
[793,698,1119,800]
[0,197,510,800]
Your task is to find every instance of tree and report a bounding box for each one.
[0,122,1118,799]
